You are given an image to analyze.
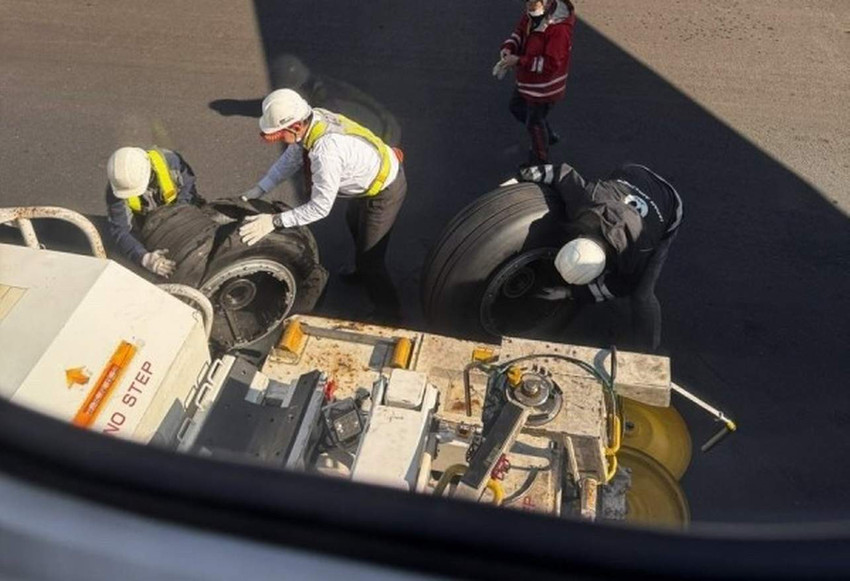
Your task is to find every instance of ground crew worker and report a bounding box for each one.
[495,0,576,166]
[237,89,406,322]
[105,146,202,278]
[518,161,683,352]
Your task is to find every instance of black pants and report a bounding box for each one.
[345,166,407,315]
[509,89,554,165]
[631,231,677,352]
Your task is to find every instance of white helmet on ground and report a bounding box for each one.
[259,89,312,134]
[107,147,151,199]
[554,238,607,285]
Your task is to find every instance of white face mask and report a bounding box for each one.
[528,6,546,17]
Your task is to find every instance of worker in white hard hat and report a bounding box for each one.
[519,161,683,352]
[236,89,407,322]
[105,146,203,278]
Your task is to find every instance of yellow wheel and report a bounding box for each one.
[619,447,690,529]
[621,399,692,480]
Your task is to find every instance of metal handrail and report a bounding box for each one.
[0,206,106,258]
[157,284,214,339]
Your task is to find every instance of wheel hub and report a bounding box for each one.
[200,258,298,351]
[479,249,576,338]
[219,278,258,310]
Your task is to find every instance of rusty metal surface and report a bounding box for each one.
[499,336,671,407]
[260,315,637,513]
[263,315,420,398]
[416,333,497,425]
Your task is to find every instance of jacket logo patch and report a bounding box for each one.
[623,194,649,218]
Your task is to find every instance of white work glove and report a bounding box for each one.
[534,286,572,301]
[239,185,265,202]
[493,53,519,80]
[141,249,176,278]
[239,214,278,246]
[518,164,557,184]
[501,54,520,68]
[493,49,512,80]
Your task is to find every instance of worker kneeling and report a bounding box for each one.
[519,162,683,352]
[237,89,406,322]
[106,146,203,278]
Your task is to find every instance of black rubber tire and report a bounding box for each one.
[422,182,577,340]
[199,223,326,351]
[205,197,321,264]
[140,199,326,352]
[140,204,219,285]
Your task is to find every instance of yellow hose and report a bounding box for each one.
[433,464,504,506]
[604,451,619,483]
[604,415,622,483]
[486,479,505,506]
[433,464,467,497]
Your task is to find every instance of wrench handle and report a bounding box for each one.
[701,422,735,452]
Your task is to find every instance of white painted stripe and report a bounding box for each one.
[516,73,569,89]
[518,86,566,98]
[598,277,616,301]
[529,166,544,181]
[544,165,554,184]
[588,282,604,303]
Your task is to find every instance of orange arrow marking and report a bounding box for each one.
[65,367,90,388]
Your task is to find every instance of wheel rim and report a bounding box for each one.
[219,278,258,310]
[200,259,297,350]
[479,249,577,338]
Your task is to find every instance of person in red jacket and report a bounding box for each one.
[496,0,576,166]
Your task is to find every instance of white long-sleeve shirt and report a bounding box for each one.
[257,121,400,228]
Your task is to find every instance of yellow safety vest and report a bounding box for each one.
[303,109,393,197]
[126,149,178,213]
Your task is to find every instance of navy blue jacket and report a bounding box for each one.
[105,149,200,264]
[525,162,683,301]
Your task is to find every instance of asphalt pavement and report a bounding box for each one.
[1,0,849,525]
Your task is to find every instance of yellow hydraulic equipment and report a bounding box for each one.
[433,464,504,507]
[618,447,690,529]
[277,319,414,369]
[621,399,692,480]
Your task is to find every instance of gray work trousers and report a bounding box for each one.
[631,231,677,352]
[345,166,407,315]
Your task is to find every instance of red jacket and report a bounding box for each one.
[501,0,575,103]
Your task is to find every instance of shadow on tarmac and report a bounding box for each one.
[3,3,847,524]
[245,2,850,524]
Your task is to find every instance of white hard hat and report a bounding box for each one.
[259,89,312,134]
[554,238,607,285]
[107,147,151,199]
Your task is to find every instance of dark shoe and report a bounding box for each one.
[338,266,363,285]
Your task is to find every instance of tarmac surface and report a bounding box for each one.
[1,0,849,525]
